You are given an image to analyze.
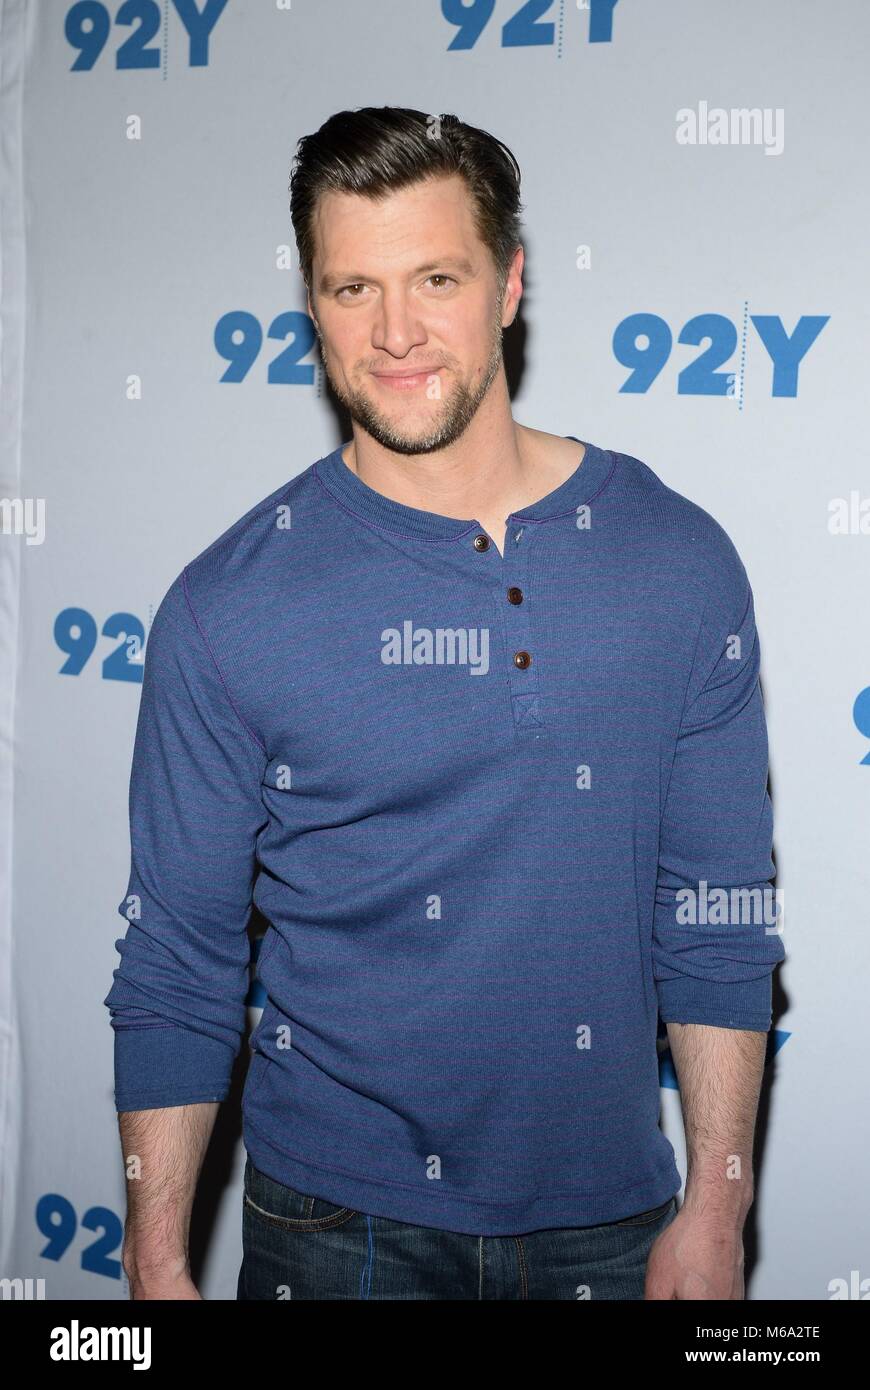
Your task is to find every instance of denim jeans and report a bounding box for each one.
[236,1156,679,1300]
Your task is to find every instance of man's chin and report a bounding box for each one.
[344,404,462,456]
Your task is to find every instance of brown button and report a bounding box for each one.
[473,533,490,551]
[513,651,532,669]
[507,586,523,605]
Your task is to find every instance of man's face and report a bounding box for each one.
[307,173,521,456]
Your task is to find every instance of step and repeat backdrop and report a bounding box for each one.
[0,0,867,1300]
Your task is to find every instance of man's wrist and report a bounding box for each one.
[123,1243,189,1284]
[682,1170,754,1224]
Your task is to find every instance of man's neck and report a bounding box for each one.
[342,421,585,558]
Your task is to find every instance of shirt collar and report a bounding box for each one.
[313,436,616,542]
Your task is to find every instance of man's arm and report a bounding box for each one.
[667,1022,764,1222]
[104,569,268,1297]
[118,1103,218,1299]
[645,1023,764,1300]
[648,526,785,1298]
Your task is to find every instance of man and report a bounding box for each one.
[105,107,785,1301]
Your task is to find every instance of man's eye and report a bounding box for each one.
[336,276,455,300]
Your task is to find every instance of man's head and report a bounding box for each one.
[289,107,524,455]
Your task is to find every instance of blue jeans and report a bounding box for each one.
[236,1156,679,1300]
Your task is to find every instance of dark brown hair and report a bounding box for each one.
[289,106,523,296]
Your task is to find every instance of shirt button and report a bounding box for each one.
[513,651,532,669]
[473,534,490,551]
[507,586,523,605]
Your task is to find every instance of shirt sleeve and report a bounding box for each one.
[103,567,268,1110]
[652,535,785,1032]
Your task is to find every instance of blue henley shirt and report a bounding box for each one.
[104,436,785,1236]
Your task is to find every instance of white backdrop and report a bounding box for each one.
[1,0,868,1300]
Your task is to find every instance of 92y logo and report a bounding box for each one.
[443,0,621,50]
[613,312,828,398]
[65,0,228,71]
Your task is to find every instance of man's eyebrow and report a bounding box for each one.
[317,257,477,293]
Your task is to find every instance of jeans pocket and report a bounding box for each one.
[610,1195,676,1228]
[243,1157,358,1231]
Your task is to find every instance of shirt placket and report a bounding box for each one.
[469,519,546,734]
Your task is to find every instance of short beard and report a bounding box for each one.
[314,293,507,457]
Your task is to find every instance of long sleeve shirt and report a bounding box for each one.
[103,436,786,1236]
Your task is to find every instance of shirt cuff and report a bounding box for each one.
[111,1019,237,1111]
[656,972,774,1032]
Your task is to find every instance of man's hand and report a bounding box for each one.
[644,1205,745,1299]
